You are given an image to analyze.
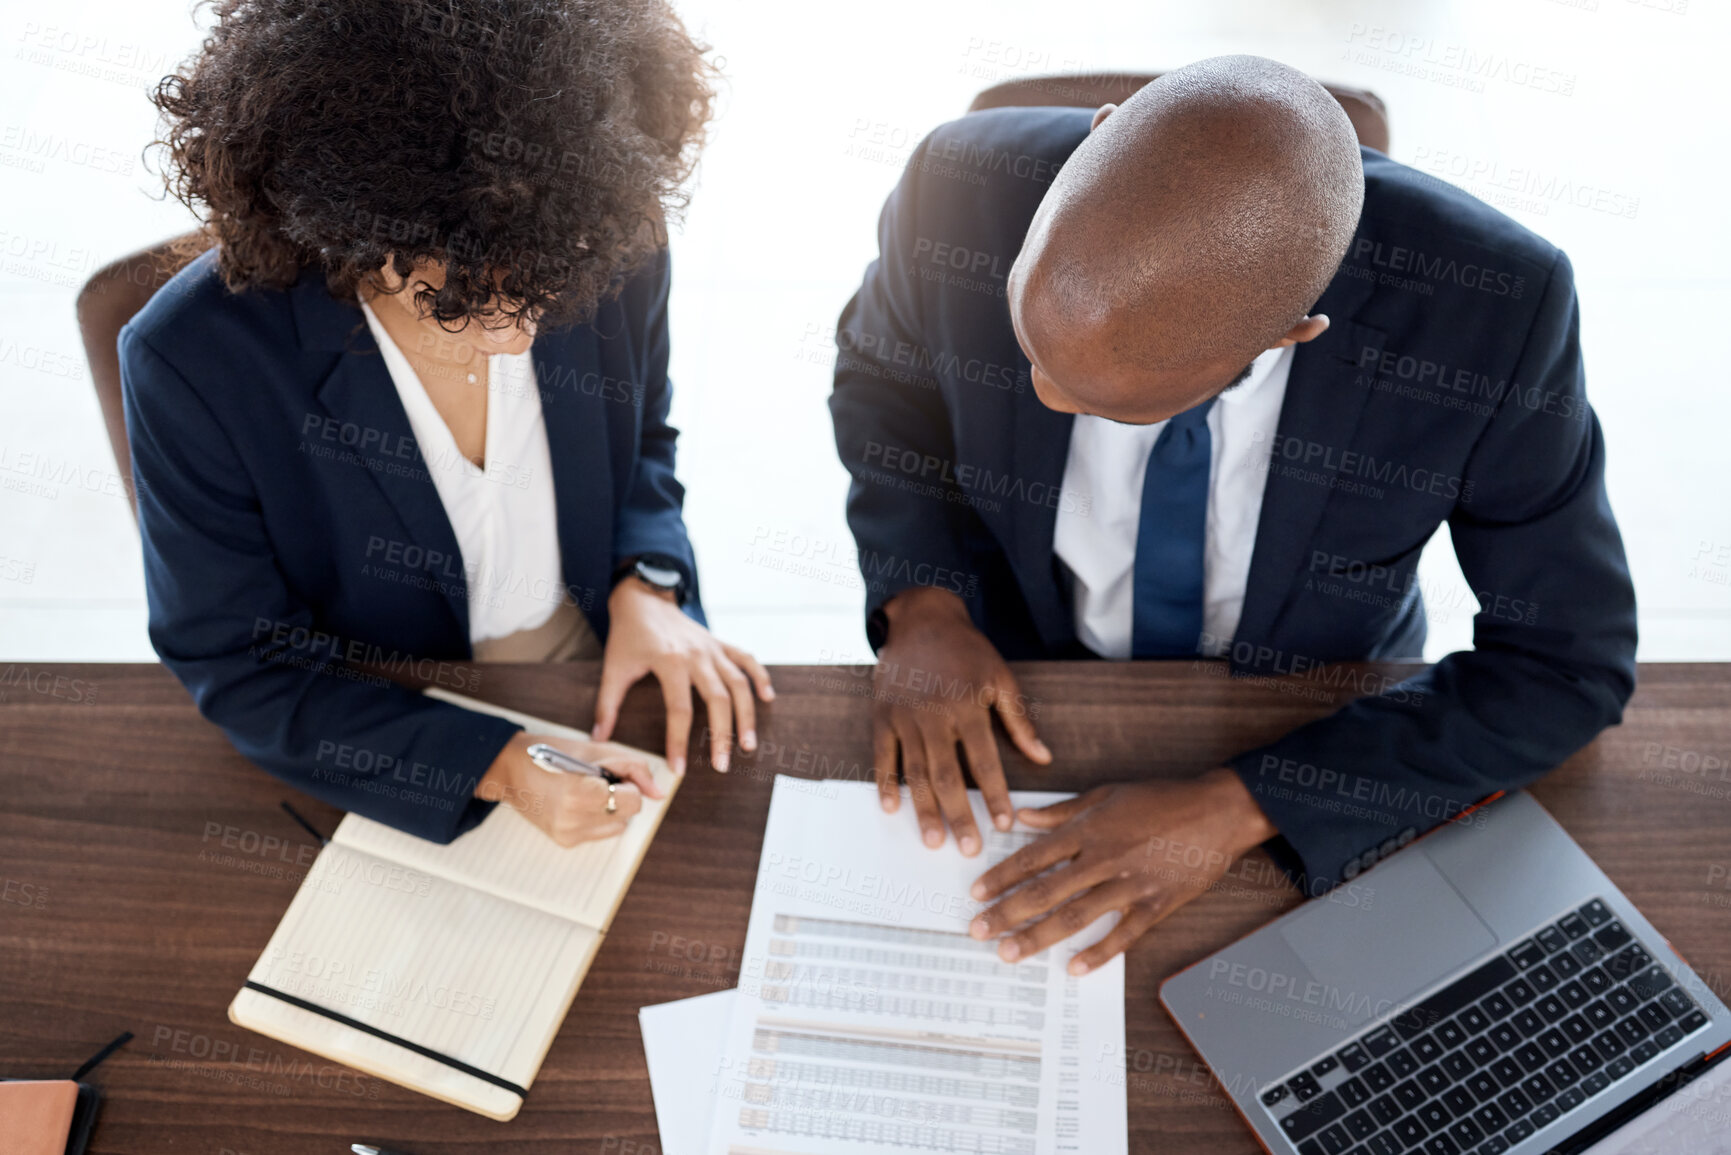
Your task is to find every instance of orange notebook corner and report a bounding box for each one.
[0,1078,79,1155]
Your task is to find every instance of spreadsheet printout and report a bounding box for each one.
[705,776,1128,1155]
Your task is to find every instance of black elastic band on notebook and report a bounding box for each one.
[242,981,526,1098]
[72,1031,133,1081]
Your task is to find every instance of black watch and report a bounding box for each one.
[615,555,687,603]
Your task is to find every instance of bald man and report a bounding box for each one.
[828,56,1635,974]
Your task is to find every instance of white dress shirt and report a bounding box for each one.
[359,299,564,644]
[1052,344,1294,659]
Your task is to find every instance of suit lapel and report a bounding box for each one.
[534,328,615,625]
[296,278,470,642]
[1235,284,1386,651]
[313,345,471,642]
[1008,383,1076,648]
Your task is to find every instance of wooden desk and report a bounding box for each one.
[3,662,1729,1153]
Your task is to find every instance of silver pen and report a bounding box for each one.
[352,1146,414,1155]
[524,741,621,784]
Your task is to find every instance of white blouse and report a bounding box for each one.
[359,299,565,644]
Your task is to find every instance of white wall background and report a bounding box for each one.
[1,0,1725,664]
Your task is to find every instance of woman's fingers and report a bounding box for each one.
[654,665,694,775]
[714,652,758,753]
[591,654,646,742]
[576,773,641,819]
[605,781,644,821]
[688,659,734,772]
[596,754,660,800]
[722,642,775,703]
[548,776,642,845]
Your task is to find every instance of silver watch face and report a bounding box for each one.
[636,561,682,590]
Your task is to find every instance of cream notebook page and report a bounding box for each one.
[230,689,677,1121]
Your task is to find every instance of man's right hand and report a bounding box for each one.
[873,587,1052,856]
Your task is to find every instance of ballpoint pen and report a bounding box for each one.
[524,742,621,784]
[352,1146,413,1155]
[525,741,625,813]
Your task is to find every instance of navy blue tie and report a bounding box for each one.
[1131,397,1217,658]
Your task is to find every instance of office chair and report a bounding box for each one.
[968,72,1391,153]
[74,232,207,517]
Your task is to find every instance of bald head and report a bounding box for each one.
[1008,55,1364,423]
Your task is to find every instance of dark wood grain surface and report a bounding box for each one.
[3,661,1729,1154]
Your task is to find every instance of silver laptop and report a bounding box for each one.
[1160,791,1731,1155]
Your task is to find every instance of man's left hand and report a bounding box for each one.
[968,768,1278,975]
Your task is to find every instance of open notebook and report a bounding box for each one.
[228,688,677,1120]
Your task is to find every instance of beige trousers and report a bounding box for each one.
[470,599,604,662]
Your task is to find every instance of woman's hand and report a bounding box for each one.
[476,731,663,847]
[591,577,774,774]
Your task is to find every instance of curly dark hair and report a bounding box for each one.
[151,0,716,327]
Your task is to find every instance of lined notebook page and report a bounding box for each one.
[242,843,599,1096]
[232,688,672,1118]
[335,689,678,929]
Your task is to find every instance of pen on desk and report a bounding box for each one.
[351,1145,414,1155]
[524,741,621,784]
[280,799,330,845]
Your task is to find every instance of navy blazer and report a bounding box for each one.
[830,107,1637,892]
[122,248,702,843]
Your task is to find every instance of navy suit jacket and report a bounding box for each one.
[122,248,702,843]
[830,107,1637,893]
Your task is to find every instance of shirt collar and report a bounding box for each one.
[1217,343,1295,409]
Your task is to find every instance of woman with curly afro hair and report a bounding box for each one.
[119,0,772,847]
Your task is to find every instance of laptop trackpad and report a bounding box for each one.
[1279,849,1498,1029]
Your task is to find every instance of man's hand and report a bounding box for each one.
[968,768,1278,974]
[874,587,1051,857]
[477,731,663,847]
[592,578,774,774]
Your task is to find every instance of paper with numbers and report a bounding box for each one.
[703,776,1127,1155]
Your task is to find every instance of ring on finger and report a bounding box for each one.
[605,782,618,814]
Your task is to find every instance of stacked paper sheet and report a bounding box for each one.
[638,776,1129,1155]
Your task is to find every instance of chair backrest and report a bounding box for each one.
[967,72,1390,153]
[74,233,206,517]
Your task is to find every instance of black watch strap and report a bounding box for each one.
[613,555,687,603]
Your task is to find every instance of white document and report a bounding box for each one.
[1579,1056,1731,1153]
[704,776,1128,1155]
[641,990,737,1155]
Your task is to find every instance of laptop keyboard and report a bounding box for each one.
[1260,898,1712,1155]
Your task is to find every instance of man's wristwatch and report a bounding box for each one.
[614,555,687,604]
